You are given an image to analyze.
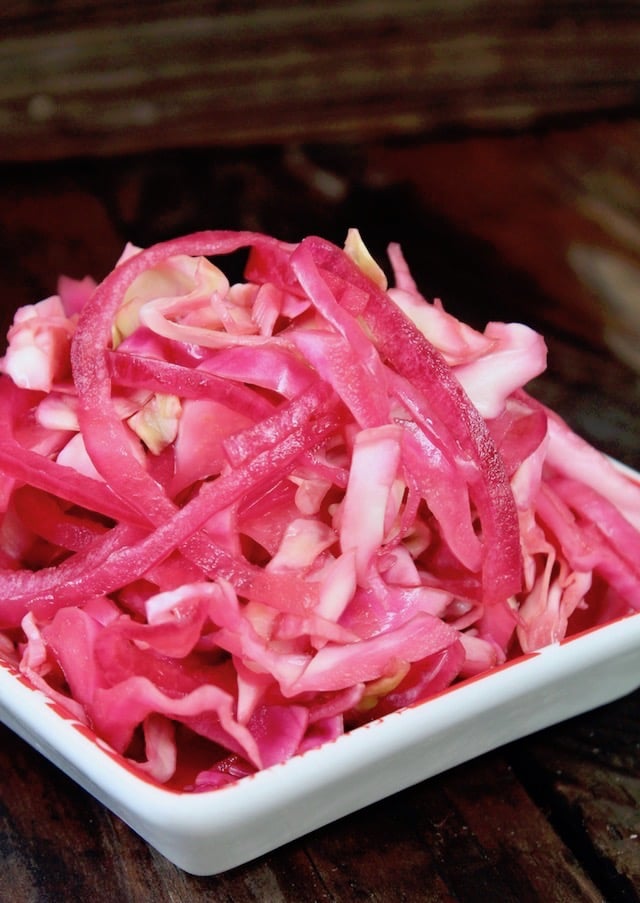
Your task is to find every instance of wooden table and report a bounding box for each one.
[4,1,640,161]
[0,122,639,900]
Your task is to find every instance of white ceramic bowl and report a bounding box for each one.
[1,610,639,875]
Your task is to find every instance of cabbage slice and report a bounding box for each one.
[0,228,637,791]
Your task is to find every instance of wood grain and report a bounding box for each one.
[510,691,640,902]
[3,696,638,902]
[2,1,640,160]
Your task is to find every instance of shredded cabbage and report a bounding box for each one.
[0,228,638,791]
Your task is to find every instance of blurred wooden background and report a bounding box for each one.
[2,0,640,160]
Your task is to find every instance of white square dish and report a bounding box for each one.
[1,610,639,876]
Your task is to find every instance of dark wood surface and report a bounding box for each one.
[3,1,640,160]
[0,120,639,899]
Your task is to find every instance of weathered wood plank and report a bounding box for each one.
[0,721,613,902]
[323,754,607,903]
[0,721,333,901]
[419,756,606,902]
[2,1,640,160]
[510,690,640,902]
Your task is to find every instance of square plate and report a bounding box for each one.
[1,609,639,875]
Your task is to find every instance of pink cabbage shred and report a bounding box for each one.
[0,229,638,790]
